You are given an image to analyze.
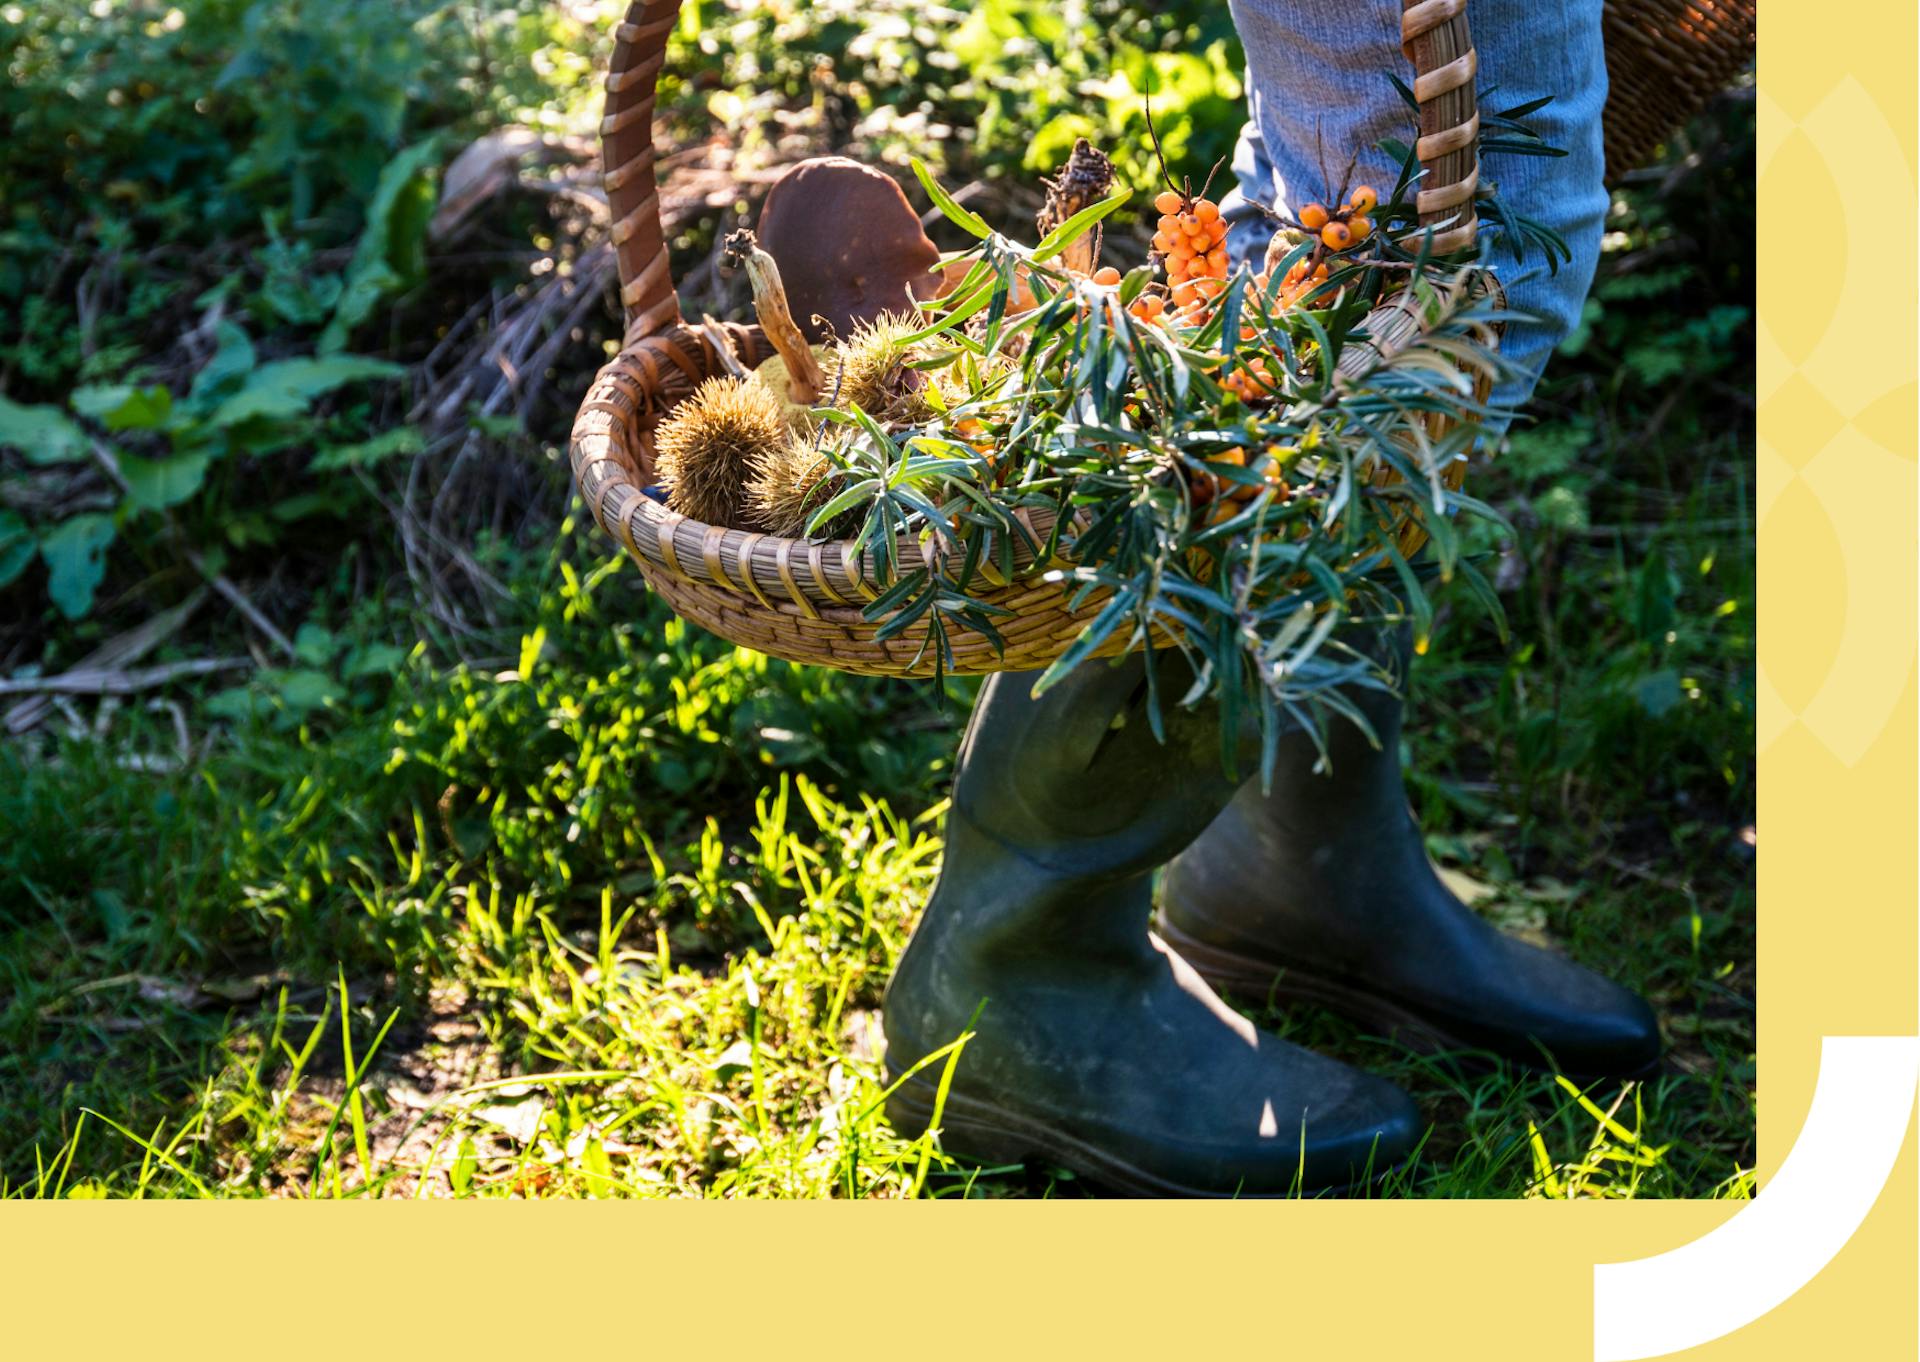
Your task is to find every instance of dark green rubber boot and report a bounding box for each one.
[882,654,1421,1196]
[1156,632,1662,1081]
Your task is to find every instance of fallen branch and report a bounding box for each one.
[0,656,251,698]
[4,587,208,734]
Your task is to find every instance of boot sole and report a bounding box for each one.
[884,1064,1399,1198]
[1155,914,1662,1083]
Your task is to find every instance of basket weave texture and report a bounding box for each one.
[1603,0,1755,179]
[568,0,1745,678]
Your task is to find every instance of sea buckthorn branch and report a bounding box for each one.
[805,145,1525,771]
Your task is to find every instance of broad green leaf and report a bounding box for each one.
[39,513,117,619]
[342,642,408,680]
[310,425,424,471]
[0,510,35,588]
[213,356,404,426]
[0,396,89,465]
[271,668,345,715]
[204,686,263,722]
[293,623,339,667]
[189,322,258,408]
[1634,670,1683,718]
[119,447,212,511]
[71,384,174,432]
[321,138,442,354]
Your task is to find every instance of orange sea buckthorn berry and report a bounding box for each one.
[1350,185,1378,213]
[1299,202,1329,230]
[1205,248,1229,275]
[1189,464,1217,504]
[1159,213,1180,234]
[1228,455,1266,500]
[1155,189,1184,215]
[1348,215,1373,243]
[1320,221,1353,250]
[1092,266,1122,285]
[1194,199,1220,223]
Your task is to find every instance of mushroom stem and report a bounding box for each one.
[724,230,824,405]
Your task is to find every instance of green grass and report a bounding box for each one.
[2,458,1753,1199]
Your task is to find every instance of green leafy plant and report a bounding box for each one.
[0,330,399,618]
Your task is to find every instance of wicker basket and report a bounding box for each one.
[1603,0,1756,179]
[568,0,1741,678]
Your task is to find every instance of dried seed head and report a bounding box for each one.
[822,315,933,427]
[654,376,789,529]
[747,434,859,540]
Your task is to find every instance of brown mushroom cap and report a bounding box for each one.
[757,157,944,342]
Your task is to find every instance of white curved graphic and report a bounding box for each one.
[1592,1035,1918,1361]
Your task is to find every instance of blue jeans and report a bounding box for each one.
[1222,0,1610,413]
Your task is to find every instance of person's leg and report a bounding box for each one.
[882,653,1419,1195]
[1177,2,1658,1078]
[1219,0,1610,411]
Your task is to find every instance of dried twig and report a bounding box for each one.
[699,317,754,378]
[184,550,297,661]
[4,587,208,735]
[0,657,251,697]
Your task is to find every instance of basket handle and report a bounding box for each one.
[603,0,688,344]
[1401,0,1479,252]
